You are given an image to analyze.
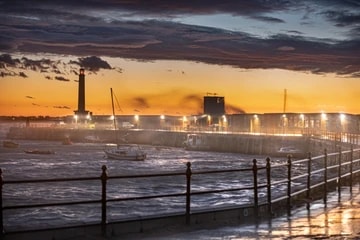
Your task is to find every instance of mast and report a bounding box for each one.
[283,88,287,113]
[110,88,117,131]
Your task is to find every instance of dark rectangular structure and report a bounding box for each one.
[204,96,225,116]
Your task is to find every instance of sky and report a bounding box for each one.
[0,0,359,117]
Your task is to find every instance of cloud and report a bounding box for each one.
[0,54,63,76]
[70,56,112,72]
[19,72,28,78]
[53,105,70,109]
[277,46,295,51]
[249,15,285,23]
[54,76,70,82]
[131,97,150,109]
[25,96,34,99]
[180,94,203,113]
[0,54,19,66]
[0,1,358,77]
[226,105,246,114]
[324,10,360,26]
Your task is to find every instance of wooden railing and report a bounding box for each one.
[1,148,360,236]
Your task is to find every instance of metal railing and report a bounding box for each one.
[1,147,360,236]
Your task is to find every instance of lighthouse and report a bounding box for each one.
[74,68,91,121]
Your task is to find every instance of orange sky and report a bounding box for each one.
[1,1,359,117]
[1,56,359,117]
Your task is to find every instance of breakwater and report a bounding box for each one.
[6,127,313,156]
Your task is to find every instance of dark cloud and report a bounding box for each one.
[0,54,62,75]
[71,56,112,72]
[180,94,203,113]
[53,106,70,109]
[323,10,360,27]
[0,1,358,77]
[249,15,285,23]
[54,76,70,82]
[131,97,150,109]
[0,54,19,66]
[0,71,16,77]
[19,72,28,78]
[25,96,34,99]
[226,105,246,114]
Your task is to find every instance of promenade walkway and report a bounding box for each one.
[118,184,360,239]
[4,184,359,239]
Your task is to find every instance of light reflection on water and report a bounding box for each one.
[0,139,289,231]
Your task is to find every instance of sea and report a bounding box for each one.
[0,122,292,232]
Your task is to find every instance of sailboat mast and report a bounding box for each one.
[110,88,117,131]
[283,88,287,113]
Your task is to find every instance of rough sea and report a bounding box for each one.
[0,122,290,232]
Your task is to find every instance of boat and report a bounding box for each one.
[104,144,146,160]
[24,149,55,154]
[3,140,19,148]
[183,133,211,151]
[104,88,147,161]
[276,146,305,159]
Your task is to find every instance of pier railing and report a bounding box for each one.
[1,148,360,236]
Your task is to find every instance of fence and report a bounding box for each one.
[1,147,360,236]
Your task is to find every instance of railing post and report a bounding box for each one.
[287,155,292,214]
[185,162,192,225]
[324,148,328,204]
[306,152,312,210]
[266,157,272,215]
[252,159,258,217]
[350,146,353,187]
[338,147,342,194]
[101,165,108,236]
[0,168,3,236]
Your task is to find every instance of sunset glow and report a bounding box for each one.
[1,1,359,116]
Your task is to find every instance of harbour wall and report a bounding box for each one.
[5,127,316,156]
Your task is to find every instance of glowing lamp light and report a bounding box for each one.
[340,113,346,121]
[321,113,327,120]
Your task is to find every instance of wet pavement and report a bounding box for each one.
[118,184,360,239]
[10,184,359,240]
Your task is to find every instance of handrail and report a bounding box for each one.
[1,147,360,236]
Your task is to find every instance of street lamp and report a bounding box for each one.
[134,115,139,128]
[182,116,187,130]
[160,115,165,129]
